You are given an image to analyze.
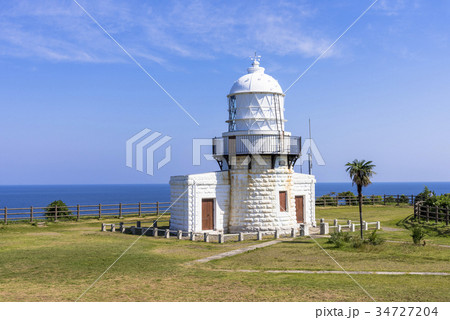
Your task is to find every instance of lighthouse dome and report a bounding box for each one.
[229,60,283,95]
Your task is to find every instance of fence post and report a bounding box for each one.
[257,231,262,240]
[156,201,160,215]
[335,195,339,206]
[55,205,58,221]
[372,196,375,205]
[411,195,414,205]
[383,194,386,205]
[119,222,124,233]
[396,195,400,206]
[138,202,142,217]
[119,203,122,219]
[4,207,7,225]
[446,208,449,226]
[324,197,327,207]
[77,204,80,221]
[320,223,329,235]
[239,232,244,241]
[98,204,101,219]
[166,229,171,239]
[435,206,439,223]
[414,203,417,220]
[111,224,116,232]
[426,206,430,222]
[376,221,381,230]
[30,206,33,223]
[177,230,182,240]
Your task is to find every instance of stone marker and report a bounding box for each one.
[320,222,329,235]
[300,224,309,236]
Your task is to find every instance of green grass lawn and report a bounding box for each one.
[0,206,449,302]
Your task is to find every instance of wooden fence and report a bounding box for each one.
[315,194,416,207]
[0,201,171,224]
[414,203,449,225]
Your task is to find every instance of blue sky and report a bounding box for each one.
[0,0,449,185]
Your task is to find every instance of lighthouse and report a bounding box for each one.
[169,58,315,234]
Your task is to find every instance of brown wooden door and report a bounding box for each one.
[295,196,304,223]
[202,199,214,230]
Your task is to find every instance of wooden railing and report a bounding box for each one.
[315,194,416,207]
[0,202,171,224]
[414,203,449,225]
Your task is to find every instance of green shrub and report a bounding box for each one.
[328,231,345,248]
[367,229,385,245]
[351,237,364,248]
[44,200,72,220]
[337,191,357,206]
[399,194,410,204]
[411,225,426,245]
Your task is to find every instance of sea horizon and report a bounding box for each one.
[1,181,449,209]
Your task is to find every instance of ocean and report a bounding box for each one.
[0,182,449,209]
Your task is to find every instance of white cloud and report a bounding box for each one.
[0,0,335,64]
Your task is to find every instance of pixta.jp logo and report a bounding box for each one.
[126,129,172,176]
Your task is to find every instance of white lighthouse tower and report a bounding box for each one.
[169,58,315,234]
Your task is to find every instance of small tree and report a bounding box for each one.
[45,200,72,220]
[345,159,376,240]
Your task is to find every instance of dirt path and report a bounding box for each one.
[212,269,450,276]
[192,239,287,263]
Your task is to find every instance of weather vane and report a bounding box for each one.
[250,52,261,63]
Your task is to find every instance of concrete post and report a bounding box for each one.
[300,224,309,236]
[274,229,279,239]
[291,228,296,238]
[177,230,182,240]
[347,220,352,227]
[257,231,262,241]
[111,224,115,232]
[219,233,224,244]
[165,229,170,238]
[376,221,381,230]
[239,232,244,241]
[101,223,106,232]
[337,225,342,232]
[334,219,338,227]
[153,227,158,237]
[320,223,329,235]
[119,222,125,233]
[350,224,355,232]
[190,232,194,241]
[204,233,209,242]
[363,221,368,231]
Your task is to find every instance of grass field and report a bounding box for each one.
[0,206,449,302]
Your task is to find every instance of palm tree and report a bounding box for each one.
[345,159,376,239]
